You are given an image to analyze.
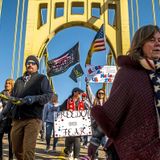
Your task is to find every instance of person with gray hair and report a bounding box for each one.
[91,25,160,160]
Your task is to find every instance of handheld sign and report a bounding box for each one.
[54,110,92,137]
[86,65,117,83]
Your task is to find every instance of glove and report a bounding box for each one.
[0,113,4,122]
[22,96,37,105]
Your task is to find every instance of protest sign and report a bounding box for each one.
[86,65,117,83]
[54,110,92,137]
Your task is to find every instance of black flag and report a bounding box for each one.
[69,64,84,83]
[47,42,80,77]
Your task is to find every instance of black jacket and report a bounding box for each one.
[11,72,53,120]
[0,90,12,133]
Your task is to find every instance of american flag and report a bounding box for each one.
[91,24,106,52]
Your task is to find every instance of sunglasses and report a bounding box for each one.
[98,92,105,95]
[26,61,36,66]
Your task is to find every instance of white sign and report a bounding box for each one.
[86,65,117,83]
[54,110,92,137]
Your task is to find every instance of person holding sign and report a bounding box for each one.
[86,82,107,160]
[60,87,84,160]
[91,25,160,160]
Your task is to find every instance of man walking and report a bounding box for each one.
[7,55,52,160]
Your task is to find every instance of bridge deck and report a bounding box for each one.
[2,134,106,159]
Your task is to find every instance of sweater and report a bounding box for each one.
[91,55,160,160]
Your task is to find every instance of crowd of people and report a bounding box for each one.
[0,24,160,160]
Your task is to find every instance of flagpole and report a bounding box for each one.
[78,77,81,89]
[102,24,107,91]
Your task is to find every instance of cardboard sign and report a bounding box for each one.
[86,65,117,83]
[54,110,92,137]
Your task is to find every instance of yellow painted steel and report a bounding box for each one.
[151,0,156,25]
[23,0,130,71]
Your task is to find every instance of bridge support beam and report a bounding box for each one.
[23,0,130,71]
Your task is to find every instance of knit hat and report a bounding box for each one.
[25,55,39,68]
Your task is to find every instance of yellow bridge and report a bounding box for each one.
[0,0,159,81]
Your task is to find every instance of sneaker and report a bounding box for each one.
[79,156,90,160]
[51,147,56,153]
[44,146,50,153]
[83,145,88,149]
[64,148,70,157]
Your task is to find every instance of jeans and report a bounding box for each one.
[88,125,106,159]
[46,122,58,148]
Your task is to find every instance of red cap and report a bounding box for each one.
[82,92,87,97]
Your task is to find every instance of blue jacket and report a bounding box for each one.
[43,102,59,123]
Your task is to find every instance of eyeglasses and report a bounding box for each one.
[98,92,105,95]
[26,61,36,66]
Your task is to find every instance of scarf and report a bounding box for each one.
[23,72,31,86]
[140,58,160,138]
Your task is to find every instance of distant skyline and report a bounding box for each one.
[0,0,160,103]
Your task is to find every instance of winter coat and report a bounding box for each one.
[91,55,160,160]
[0,90,12,133]
[11,72,53,120]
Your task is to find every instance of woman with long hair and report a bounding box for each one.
[86,83,107,160]
[0,78,14,160]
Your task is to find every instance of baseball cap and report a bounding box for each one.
[72,87,84,94]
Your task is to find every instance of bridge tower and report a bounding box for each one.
[23,0,130,69]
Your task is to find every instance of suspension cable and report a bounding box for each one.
[151,0,156,25]
[135,0,140,28]
[17,0,25,78]
[11,0,20,78]
[0,0,3,19]
[130,0,135,37]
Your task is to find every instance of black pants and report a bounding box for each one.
[0,131,13,159]
[106,144,119,160]
[65,136,80,158]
